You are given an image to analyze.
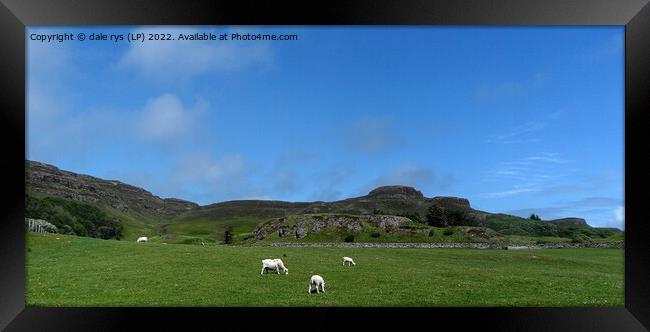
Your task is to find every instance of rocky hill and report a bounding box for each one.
[546,217,588,227]
[26,160,198,218]
[184,184,487,223]
[26,160,489,223]
[26,160,620,244]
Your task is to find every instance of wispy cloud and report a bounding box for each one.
[486,121,546,144]
[486,104,573,145]
[484,186,538,198]
[524,152,570,164]
[475,69,553,102]
[360,164,455,196]
[118,27,273,81]
[505,198,624,229]
[343,115,403,154]
[309,166,355,202]
[268,171,302,197]
[481,152,573,198]
[170,153,258,202]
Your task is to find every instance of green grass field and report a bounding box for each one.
[26,232,623,307]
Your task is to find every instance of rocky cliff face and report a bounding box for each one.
[26,160,198,218]
[253,214,414,240]
[368,185,425,199]
[546,217,589,227]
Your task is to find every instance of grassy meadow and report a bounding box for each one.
[26,232,623,307]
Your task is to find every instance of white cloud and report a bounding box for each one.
[614,206,624,224]
[119,27,272,81]
[137,93,203,141]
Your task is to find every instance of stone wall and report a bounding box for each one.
[249,241,624,249]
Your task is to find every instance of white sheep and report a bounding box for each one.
[261,258,289,275]
[136,236,148,243]
[308,275,325,294]
[342,256,356,266]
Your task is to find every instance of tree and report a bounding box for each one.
[223,226,234,245]
[427,204,476,227]
[448,208,470,226]
[426,205,447,227]
[98,226,115,240]
[399,212,423,223]
[529,213,541,221]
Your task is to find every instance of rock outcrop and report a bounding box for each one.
[253,214,413,240]
[26,160,198,217]
[546,217,588,227]
[368,185,424,199]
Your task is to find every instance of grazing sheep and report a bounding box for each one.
[342,256,356,266]
[308,275,325,294]
[261,258,289,275]
[136,236,148,243]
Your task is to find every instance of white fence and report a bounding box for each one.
[25,218,58,233]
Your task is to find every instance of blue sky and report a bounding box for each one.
[27,26,624,229]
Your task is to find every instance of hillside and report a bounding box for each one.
[25,160,622,244]
[186,185,485,221]
[26,160,198,218]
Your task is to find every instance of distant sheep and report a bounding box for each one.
[342,256,356,266]
[261,258,289,275]
[136,236,148,243]
[308,275,325,294]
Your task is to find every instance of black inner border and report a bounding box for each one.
[1,0,649,330]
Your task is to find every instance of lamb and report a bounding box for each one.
[342,256,356,266]
[308,275,325,294]
[136,236,148,243]
[261,258,289,275]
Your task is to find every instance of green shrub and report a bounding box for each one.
[480,214,559,237]
[443,228,454,236]
[399,212,423,223]
[428,230,435,237]
[426,204,477,227]
[25,193,122,239]
[571,234,593,243]
[344,234,355,242]
[61,224,75,235]
[223,226,234,244]
[370,232,381,238]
